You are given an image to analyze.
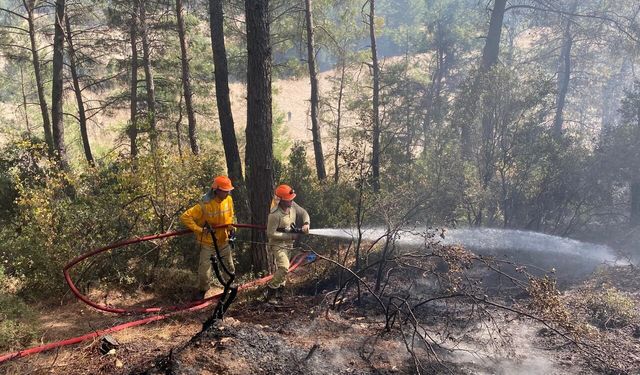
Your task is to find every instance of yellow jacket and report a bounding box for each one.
[180,191,235,246]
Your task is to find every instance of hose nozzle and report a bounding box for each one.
[276,223,304,234]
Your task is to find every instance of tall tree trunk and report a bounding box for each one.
[129,2,139,158]
[51,0,69,169]
[602,59,632,130]
[334,58,346,183]
[244,0,273,273]
[553,1,577,139]
[139,0,157,152]
[176,0,199,155]
[423,22,448,155]
[140,0,163,232]
[175,94,184,160]
[481,0,507,72]
[631,181,640,226]
[24,0,53,154]
[209,0,249,222]
[65,15,94,166]
[368,0,380,192]
[19,65,32,137]
[553,24,572,139]
[304,0,326,180]
[479,0,507,189]
[633,101,640,226]
[209,0,241,177]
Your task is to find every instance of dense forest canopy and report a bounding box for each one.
[0,0,639,273]
[1,0,640,371]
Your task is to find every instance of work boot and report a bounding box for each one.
[262,286,278,303]
[195,289,207,300]
[275,287,284,300]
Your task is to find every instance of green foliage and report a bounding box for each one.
[0,139,225,298]
[586,287,637,329]
[0,293,39,352]
[281,143,357,228]
[599,81,640,182]
[0,0,637,322]
[272,106,292,162]
[0,265,39,352]
[449,65,582,228]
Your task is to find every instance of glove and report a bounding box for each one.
[289,224,304,234]
[202,225,210,234]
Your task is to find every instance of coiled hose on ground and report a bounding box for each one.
[0,224,314,364]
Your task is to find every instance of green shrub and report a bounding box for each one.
[281,142,358,229]
[0,140,224,299]
[0,292,39,352]
[586,287,637,329]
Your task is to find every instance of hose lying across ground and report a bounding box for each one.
[0,224,314,364]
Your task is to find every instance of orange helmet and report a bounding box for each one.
[275,184,296,201]
[211,176,234,191]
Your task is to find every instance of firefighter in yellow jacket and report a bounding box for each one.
[180,175,236,300]
[265,184,310,301]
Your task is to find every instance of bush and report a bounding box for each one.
[281,143,358,229]
[586,287,637,329]
[0,140,225,299]
[0,290,39,351]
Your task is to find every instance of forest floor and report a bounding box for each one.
[1,261,639,374]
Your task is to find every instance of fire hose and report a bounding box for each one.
[0,223,315,364]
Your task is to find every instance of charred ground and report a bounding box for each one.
[2,240,639,375]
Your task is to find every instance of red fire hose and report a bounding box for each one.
[0,224,312,364]
[63,223,264,314]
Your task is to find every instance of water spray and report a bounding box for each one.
[306,226,627,277]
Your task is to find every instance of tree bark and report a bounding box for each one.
[552,24,572,139]
[51,0,69,169]
[369,0,380,192]
[24,0,53,154]
[19,65,32,137]
[175,94,184,160]
[481,0,507,72]
[209,0,248,222]
[631,181,640,226]
[602,59,632,130]
[479,0,507,190]
[176,0,199,155]
[304,0,326,180]
[552,1,577,139]
[129,1,139,158]
[139,0,157,152]
[334,58,346,183]
[65,14,94,166]
[245,0,273,273]
[423,21,449,155]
